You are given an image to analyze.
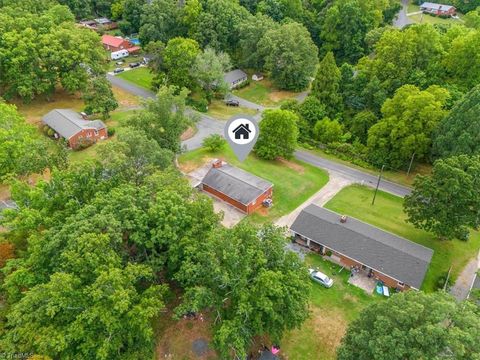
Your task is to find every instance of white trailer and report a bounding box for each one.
[111,49,129,60]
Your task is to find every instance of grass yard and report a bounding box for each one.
[232,78,302,107]
[302,147,431,187]
[14,89,84,126]
[324,184,480,292]
[282,253,381,360]
[178,146,329,224]
[116,67,154,90]
[206,99,258,120]
[409,12,463,24]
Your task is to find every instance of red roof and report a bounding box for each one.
[101,35,127,48]
[126,46,141,53]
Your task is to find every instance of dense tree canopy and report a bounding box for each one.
[433,85,480,158]
[0,4,106,102]
[163,37,200,90]
[367,85,449,169]
[258,22,318,91]
[0,102,66,180]
[404,155,480,240]
[338,291,480,360]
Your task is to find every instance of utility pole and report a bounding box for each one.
[372,165,385,206]
[407,152,416,177]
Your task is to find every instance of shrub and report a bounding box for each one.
[203,134,226,152]
[187,97,208,112]
[107,127,116,137]
[74,138,95,151]
[47,128,55,137]
[326,250,333,257]
[234,79,250,90]
[435,271,454,290]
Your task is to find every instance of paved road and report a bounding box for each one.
[108,74,412,196]
[107,75,223,150]
[295,150,412,197]
[450,251,480,301]
[394,0,413,28]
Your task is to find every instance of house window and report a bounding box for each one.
[397,281,405,288]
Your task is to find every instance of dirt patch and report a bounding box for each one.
[342,293,359,303]
[255,207,270,217]
[156,313,218,360]
[268,91,297,103]
[181,126,197,141]
[112,86,141,108]
[278,158,305,174]
[310,307,348,354]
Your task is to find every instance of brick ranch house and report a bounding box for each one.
[290,204,433,291]
[42,109,107,148]
[200,160,273,214]
[101,35,140,54]
[420,2,456,16]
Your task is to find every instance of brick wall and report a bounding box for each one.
[68,128,108,148]
[202,184,248,213]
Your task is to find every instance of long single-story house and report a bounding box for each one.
[420,2,456,16]
[42,109,107,148]
[200,160,273,214]
[290,204,434,290]
[224,69,248,89]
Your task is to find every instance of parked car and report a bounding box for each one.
[225,99,239,107]
[113,68,124,74]
[309,268,334,288]
[129,62,141,68]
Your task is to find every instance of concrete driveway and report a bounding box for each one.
[276,172,352,228]
[394,0,414,28]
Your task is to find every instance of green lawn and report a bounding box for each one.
[232,78,301,107]
[178,146,329,224]
[324,184,480,292]
[282,253,380,360]
[206,99,258,120]
[116,67,153,90]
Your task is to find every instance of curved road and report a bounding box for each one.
[108,75,411,197]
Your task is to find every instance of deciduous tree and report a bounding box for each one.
[367,85,449,169]
[82,76,118,119]
[404,155,480,240]
[258,22,318,91]
[338,291,480,360]
[255,109,299,160]
[163,37,200,90]
[433,85,480,158]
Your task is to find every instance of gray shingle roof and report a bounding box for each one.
[201,163,272,205]
[420,2,455,11]
[224,69,247,85]
[473,274,480,290]
[290,205,433,289]
[42,109,106,139]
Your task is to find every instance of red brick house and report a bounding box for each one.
[42,109,108,149]
[290,205,433,290]
[102,35,133,52]
[200,160,273,214]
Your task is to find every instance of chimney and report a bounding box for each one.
[244,123,249,130]
[212,159,223,168]
[340,215,347,223]
[80,112,88,120]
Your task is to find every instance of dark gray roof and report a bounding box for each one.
[473,274,480,290]
[201,163,272,205]
[42,109,106,139]
[224,69,247,84]
[290,205,433,289]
